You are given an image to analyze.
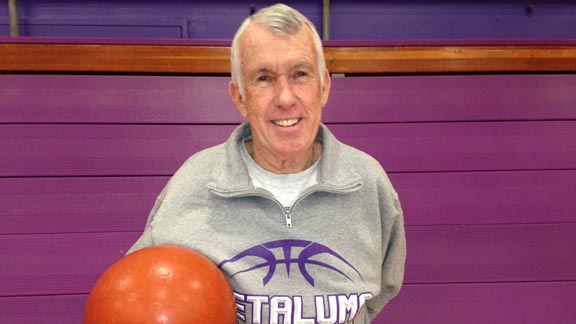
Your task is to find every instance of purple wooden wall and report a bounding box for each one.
[1,1,576,40]
[1,73,575,323]
[2,2,576,323]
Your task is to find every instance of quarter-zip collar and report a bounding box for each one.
[206,122,363,197]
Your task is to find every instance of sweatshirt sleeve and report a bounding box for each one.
[367,185,407,320]
[125,184,169,255]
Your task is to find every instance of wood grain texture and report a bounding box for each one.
[405,223,576,284]
[0,177,167,234]
[0,124,234,177]
[2,282,575,324]
[0,294,88,324]
[330,121,576,173]
[1,225,575,296]
[375,282,576,324]
[325,45,576,74]
[2,122,574,176]
[2,74,576,124]
[0,75,240,124]
[0,44,231,74]
[0,232,139,297]
[2,171,576,235]
[390,170,576,226]
[2,41,575,324]
[1,43,575,74]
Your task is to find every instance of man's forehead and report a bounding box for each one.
[240,45,316,62]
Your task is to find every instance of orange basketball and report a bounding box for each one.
[84,245,236,324]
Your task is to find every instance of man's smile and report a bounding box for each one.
[272,118,301,127]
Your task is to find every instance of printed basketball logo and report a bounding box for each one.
[218,239,363,286]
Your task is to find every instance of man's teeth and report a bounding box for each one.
[273,118,300,127]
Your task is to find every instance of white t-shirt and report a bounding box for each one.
[240,140,319,208]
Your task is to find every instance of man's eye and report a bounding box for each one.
[257,75,270,82]
[293,71,313,82]
[295,71,308,78]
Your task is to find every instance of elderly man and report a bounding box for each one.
[128,4,406,323]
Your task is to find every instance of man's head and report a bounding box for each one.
[228,4,331,173]
[230,4,326,97]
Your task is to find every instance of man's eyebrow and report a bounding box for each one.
[293,62,314,70]
[249,67,274,77]
[257,67,273,73]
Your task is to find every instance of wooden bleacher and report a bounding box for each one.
[1,38,575,323]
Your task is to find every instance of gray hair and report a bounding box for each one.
[230,4,326,98]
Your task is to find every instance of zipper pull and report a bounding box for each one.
[284,207,293,228]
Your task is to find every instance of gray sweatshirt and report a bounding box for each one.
[128,122,406,324]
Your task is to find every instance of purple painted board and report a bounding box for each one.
[0,124,235,177]
[0,294,87,324]
[0,75,241,124]
[330,121,576,173]
[0,232,139,297]
[2,224,575,296]
[326,75,576,123]
[375,282,576,324]
[3,171,576,235]
[332,1,576,40]
[2,74,576,124]
[390,170,576,226]
[1,17,188,39]
[405,223,576,284]
[2,122,574,177]
[0,177,168,235]
[0,1,323,39]
[2,282,576,324]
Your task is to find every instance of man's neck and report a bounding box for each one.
[244,140,321,174]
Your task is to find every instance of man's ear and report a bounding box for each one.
[320,69,332,107]
[229,81,247,118]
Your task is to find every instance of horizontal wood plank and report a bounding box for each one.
[1,43,575,74]
[2,281,575,324]
[0,44,232,74]
[0,75,239,124]
[0,124,234,177]
[332,121,576,173]
[2,282,575,324]
[0,177,167,235]
[2,171,576,235]
[1,225,574,296]
[2,74,576,124]
[376,281,576,324]
[327,74,576,123]
[405,223,576,284]
[1,122,574,176]
[391,170,576,226]
[0,232,139,297]
[2,38,574,324]
[0,294,87,324]
[326,45,576,74]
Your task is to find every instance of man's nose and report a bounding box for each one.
[274,76,297,109]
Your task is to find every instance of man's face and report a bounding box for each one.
[229,22,331,166]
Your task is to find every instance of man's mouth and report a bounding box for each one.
[272,118,301,127]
